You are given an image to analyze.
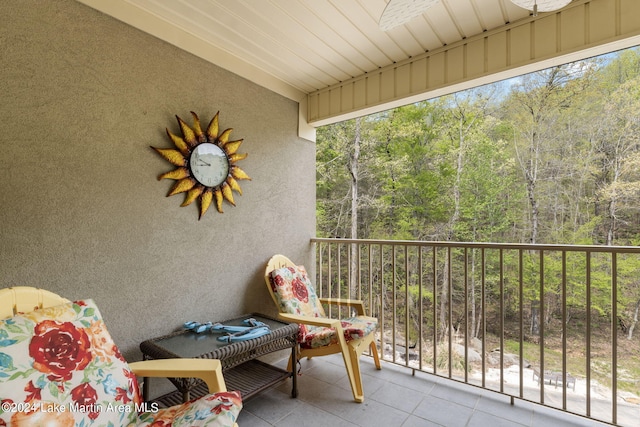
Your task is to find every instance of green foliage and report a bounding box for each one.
[316,46,640,328]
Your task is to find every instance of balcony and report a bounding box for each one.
[241,238,640,426]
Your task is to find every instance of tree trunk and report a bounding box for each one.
[606,157,622,245]
[349,117,361,298]
[531,302,540,335]
[440,255,449,341]
[440,113,466,340]
[470,246,477,338]
[525,134,540,245]
[628,298,640,340]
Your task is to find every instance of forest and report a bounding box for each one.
[316,47,640,393]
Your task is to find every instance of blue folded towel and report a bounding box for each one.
[184,318,271,341]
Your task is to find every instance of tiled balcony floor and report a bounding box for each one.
[237,354,621,427]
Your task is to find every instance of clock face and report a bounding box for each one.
[190,143,230,187]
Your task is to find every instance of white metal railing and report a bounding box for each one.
[311,238,640,426]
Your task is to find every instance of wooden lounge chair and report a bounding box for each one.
[0,286,241,426]
[264,254,381,402]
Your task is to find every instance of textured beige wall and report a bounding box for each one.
[0,0,315,360]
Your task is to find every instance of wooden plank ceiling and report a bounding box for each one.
[78,0,640,129]
[77,0,531,96]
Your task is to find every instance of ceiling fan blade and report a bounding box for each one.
[379,0,440,31]
[509,0,572,13]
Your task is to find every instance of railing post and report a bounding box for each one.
[448,246,453,378]
[499,248,504,393]
[433,247,438,376]
[418,246,423,372]
[519,248,524,399]
[562,250,567,411]
[586,252,592,418]
[539,250,545,405]
[612,253,618,425]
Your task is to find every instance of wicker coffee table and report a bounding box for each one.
[140,313,298,406]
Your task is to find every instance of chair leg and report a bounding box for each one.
[370,341,381,370]
[348,345,365,403]
[338,336,364,403]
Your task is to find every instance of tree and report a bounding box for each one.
[506,64,589,244]
[593,78,640,244]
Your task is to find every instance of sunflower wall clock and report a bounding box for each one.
[151,111,251,220]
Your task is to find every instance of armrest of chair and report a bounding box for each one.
[128,358,227,394]
[319,298,367,315]
[277,312,342,329]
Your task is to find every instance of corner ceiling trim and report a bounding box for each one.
[307,0,640,126]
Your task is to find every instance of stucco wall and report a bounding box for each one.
[0,0,315,360]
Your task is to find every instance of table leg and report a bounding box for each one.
[143,377,149,402]
[291,345,298,398]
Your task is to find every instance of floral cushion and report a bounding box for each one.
[0,299,242,427]
[269,265,326,319]
[137,391,242,427]
[299,316,378,349]
[269,266,378,349]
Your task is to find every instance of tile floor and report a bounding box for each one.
[236,353,629,427]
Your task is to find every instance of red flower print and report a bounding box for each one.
[211,401,234,415]
[115,387,132,404]
[71,383,99,420]
[24,381,41,402]
[29,320,92,382]
[113,344,126,362]
[206,391,242,415]
[271,274,284,291]
[291,278,308,302]
[123,368,141,404]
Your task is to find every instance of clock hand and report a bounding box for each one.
[198,160,211,166]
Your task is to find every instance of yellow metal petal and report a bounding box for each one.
[223,139,243,154]
[226,176,243,195]
[221,182,235,206]
[151,147,186,167]
[182,185,204,206]
[190,111,206,143]
[158,167,189,181]
[199,188,213,219]
[177,115,197,147]
[168,177,196,196]
[229,152,248,163]
[218,128,233,144]
[231,166,251,181]
[166,129,190,155]
[214,187,224,213]
[206,111,220,141]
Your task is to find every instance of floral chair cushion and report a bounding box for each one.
[269,265,378,349]
[269,265,326,319]
[137,391,242,427]
[0,299,241,427]
[299,316,378,350]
